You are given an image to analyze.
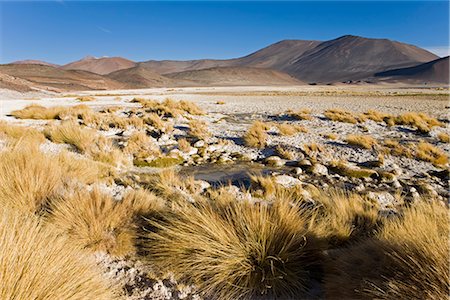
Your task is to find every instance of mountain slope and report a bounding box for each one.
[62,56,136,75]
[0,64,125,91]
[107,65,177,88]
[285,35,439,82]
[374,56,449,83]
[166,66,303,86]
[11,60,60,68]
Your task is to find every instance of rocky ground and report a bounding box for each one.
[0,85,448,299]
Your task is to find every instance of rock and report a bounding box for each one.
[311,163,328,176]
[274,175,302,188]
[298,159,312,167]
[392,179,402,189]
[265,156,285,167]
[193,140,205,148]
[293,167,303,175]
[367,191,396,208]
[195,180,211,192]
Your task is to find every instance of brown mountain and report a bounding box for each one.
[166,67,303,86]
[284,35,438,83]
[107,65,177,88]
[139,40,320,75]
[0,64,125,91]
[62,56,136,75]
[374,56,449,84]
[11,59,59,68]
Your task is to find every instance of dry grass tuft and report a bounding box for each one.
[124,131,161,159]
[44,121,97,153]
[324,109,365,124]
[363,110,393,122]
[325,201,449,299]
[345,134,378,149]
[322,133,338,140]
[0,142,63,214]
[48,188,163,257]
[276,123,308,136]
[143,198,321,300]
[415,141,448,166]
[437,132,450,143]
[394,112,442,133]
[77,96,95,102]
[288,108,313,120]
[329,161,378,179]
[0,208,115,299]
[11,104,65,119]
[382,139,414,158]
[188,119,210,140]
[310,190,380,246]
[177,138,191,152]
[0,120,45,143]
[243,120,268,148]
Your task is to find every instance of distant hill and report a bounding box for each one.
[284,35,439,83]
[107,65,176,88]
[374,56,449,84]
[11,60,59,68]
[3,35,446,92]
[0,64,125,91]
[166,66,303,86]
[61,56,136,75]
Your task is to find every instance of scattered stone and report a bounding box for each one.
[311,163,328,176]
[265,156,285,167]
[274,175,302,188]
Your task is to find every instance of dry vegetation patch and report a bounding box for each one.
[345,134,378,149]
[324,109,365,124]
[276,123,308,136]
[188,119,210,140]
[244,120,268,148]
[0,208,115,299]
[288,108,313,120]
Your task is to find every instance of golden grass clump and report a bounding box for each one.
[363,109,393,122]
[48,188,163,257]
[188,119,210,140]
[77,96,95,102]
[324,109,365,124]
[276,123,308,136]
[177,138,191,152]
[0,142,62,214]
[345,134,378,149]
[0,120,45,143]
[329,160,378,179]
[0,208,115,299]
[382,139,414,158]
[243,120,268,148]
[44,121,97,153]
[323,133,338,140]
[415,141,448,166]
[275,145,296,160]
[325,201,449,299]
[124,131,161,159]
[178,100,205,115]
[394,112,442,133]
[437,132,450,143]
[11,104,65,119]
[310,190,380,246]
[144,112,173,132]
[288,108,313,120]
[143,198,321,300]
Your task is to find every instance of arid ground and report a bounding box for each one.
[0,85,448,299]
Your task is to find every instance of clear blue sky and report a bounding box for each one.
[1,1,448,64]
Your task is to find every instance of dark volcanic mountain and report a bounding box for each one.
[284,35,439,83]
[62,56,136,75]
[0,64,125,91]
[166,66,303,86]
[374,56,449,84]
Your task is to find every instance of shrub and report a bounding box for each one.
[0,208,115,299]
[243,121,268,148]
[325,201,449,299]
[143,198,321,300]
[48,188,163,257]
[188,119,210,140]
[77,96,95,102]
[345,134,378,149]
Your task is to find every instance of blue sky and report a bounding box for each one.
[0,1,448,64]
